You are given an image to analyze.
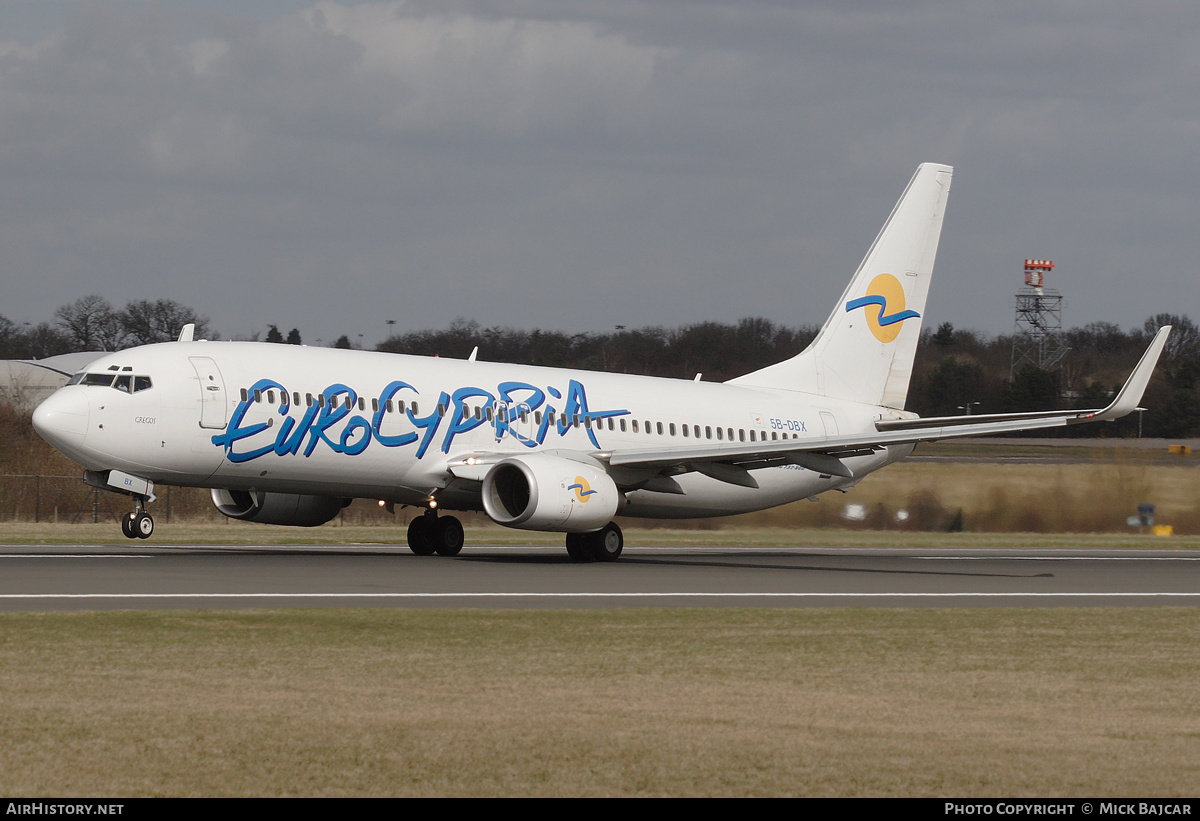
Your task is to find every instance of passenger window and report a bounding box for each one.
[114,375,132,393]
[240,388,249,402]
[358,397,366,411]
[411,401,419,415]
[705,426,712,439]
[620,419,627,432]
[681,424,687,437]
[749,430,756,442]
[254,389,262,403]
[267,390,275,404]
[656,422,663,435]
[631,420,638,433]
[695,425,701,438]
[306,393,314,407]
[317,394,325,408]
[292,392,299,406]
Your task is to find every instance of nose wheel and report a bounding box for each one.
[120,502,154,540]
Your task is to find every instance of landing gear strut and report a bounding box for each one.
[406,508,464,557]
[565,521,623,562]
[120,498,154,540]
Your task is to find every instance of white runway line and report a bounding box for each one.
[3,592,1200,600]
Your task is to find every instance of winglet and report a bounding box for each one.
[1077,326,1171,422]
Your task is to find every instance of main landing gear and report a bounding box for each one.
[120,499,154,540]
[565,521,623,562]
[406,508,465,557]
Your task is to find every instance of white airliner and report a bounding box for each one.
[32,163,1171,560]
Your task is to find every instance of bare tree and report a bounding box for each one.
[54,295,123,351]
[120,300,211,347]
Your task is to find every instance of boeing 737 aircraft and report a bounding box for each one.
[32,164,1171,560]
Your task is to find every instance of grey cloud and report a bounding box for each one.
[0,1,1194,346]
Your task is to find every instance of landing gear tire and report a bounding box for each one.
[565,532,592,562]
[134,512,154,539]
[588,522,623,562]
[407,516,437,556]
[120,513,137,540]
[434,516,464,557]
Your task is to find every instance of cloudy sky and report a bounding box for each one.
[1,1,1196,346]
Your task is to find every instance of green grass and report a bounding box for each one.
[2,608,1198,796]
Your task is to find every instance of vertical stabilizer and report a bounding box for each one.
[728,163,952,409]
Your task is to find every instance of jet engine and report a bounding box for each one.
[210,488,349,527]
[481,453,621,532]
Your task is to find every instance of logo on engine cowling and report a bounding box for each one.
[567,476,597,503]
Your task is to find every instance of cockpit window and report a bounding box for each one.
[82,373,115,387]
[114,375,132,393]
[134,376,152,392]
[67,373,84,386]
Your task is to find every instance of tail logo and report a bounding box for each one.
[568,477,597,503]
[845,273,920,343]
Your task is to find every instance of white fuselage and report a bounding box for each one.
[36,341,911,518]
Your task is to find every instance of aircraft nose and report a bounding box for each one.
[32,388,90,451]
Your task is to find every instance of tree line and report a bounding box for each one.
[0,296,211,359]
[4,297,1198,436]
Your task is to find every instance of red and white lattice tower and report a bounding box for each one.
[1011,259,1068,377]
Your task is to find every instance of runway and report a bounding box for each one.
[2,543,1199,610]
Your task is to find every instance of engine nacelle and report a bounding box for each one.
[210,488,349,527]
[481,453,621,532]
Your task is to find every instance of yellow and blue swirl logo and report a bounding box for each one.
[845,273,920,343]
[567,476,597,503]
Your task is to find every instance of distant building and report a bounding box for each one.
[1,352,106,412]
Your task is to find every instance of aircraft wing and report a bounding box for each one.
[596,325,1172,486]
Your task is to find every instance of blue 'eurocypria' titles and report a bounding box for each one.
[211,377,629,463]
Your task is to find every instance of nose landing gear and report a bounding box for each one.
[120,499,154,540]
